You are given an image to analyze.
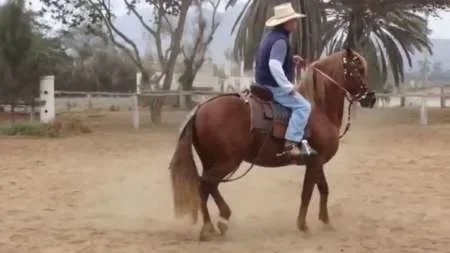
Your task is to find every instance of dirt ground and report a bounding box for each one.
[1,107,450,253]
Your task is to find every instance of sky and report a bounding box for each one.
[427,11,450,39]
[1,0,450,39]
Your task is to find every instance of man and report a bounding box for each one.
[254,2,317,158]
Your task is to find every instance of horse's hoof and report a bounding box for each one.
[319,212,329,224]
[298,222,309,233]
[199,233,211,242]
[299,223,311,239]
[199,223,215,241]
[217,217,229,236]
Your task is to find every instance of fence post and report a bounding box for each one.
[29,106,34,122]
[87,93,93,111]
[420,97,428,126]
[40,75,55,123]
[440,87,445,108]
[132,72,141,129]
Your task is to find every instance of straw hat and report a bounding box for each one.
[265,3,306,27]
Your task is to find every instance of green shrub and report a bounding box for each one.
[0,117,92,138]
[0,122,49,137]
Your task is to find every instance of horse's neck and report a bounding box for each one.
[322,87,346,129]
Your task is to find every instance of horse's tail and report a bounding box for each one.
[168,106,201,224]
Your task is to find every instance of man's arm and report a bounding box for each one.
[268,39,294,94]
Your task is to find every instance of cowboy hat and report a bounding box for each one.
[265,2,306,27]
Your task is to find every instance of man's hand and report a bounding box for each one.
[293,55,306,69]
[288,88,297,96]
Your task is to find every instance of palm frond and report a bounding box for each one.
[322,6,432,89]
[230,0,327,70]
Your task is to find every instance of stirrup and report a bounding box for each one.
[300,140,318,156]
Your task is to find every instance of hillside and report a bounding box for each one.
[113,4,450,71]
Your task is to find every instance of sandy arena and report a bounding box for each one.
[1,107,450,252]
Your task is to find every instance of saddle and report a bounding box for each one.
[242,84,310,140]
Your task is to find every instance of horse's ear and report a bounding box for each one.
[346,47,352,57]
[346,13,355,57]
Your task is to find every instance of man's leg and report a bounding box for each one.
[273,92,317,156]
[284,93,310,142]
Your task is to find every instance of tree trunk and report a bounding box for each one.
[150,97,164,124]
[181,77,195,109]
[400,96,405,107]
[219,78,225,92]
[149,0,193,124]
[10,102,16,122]
[30,99,36,122]
[178,70,195,109]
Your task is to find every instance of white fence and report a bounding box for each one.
[375,93,450,125]
[2,73,246,128]
[2,73,450,128]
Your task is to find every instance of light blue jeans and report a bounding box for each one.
[265,86,312,143]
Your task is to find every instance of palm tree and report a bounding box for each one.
[226,0,434,90]
[323,3,432,87]
[225,0,327,70]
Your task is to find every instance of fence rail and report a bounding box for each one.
[2,74,450,128]
[375,93,450,98]
[55,91,135,96]
[0,99,45,106]
[50,91,450,98]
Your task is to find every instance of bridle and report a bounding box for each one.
[296,55,371,139]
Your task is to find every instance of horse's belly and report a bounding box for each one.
[244,156,300,168]
[244,135,307,167]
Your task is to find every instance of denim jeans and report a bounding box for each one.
[265,86,312,143]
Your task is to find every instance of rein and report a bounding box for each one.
[297,61,358,139]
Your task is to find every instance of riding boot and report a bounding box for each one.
[283,140,302,157]
[280,140,318,158]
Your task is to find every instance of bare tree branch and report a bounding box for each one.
[123,0,167,69]
[182,0,221,60]
[85,0,145,75]
[180,0,222,87]
[153,2,175,34]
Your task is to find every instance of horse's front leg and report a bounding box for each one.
[297,157,320,233]
[317,165,332,228]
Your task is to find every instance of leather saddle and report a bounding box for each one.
[243,84,293,139]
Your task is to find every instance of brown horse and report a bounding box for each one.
[168,49,377,241]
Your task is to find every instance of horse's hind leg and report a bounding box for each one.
[210,184,231,235]
[200,160,240,238]
[199,180,216,241]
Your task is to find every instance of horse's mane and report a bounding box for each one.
[297,50,367,109]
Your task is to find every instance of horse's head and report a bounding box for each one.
[299,49,377,110]
[342,49,376,108]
